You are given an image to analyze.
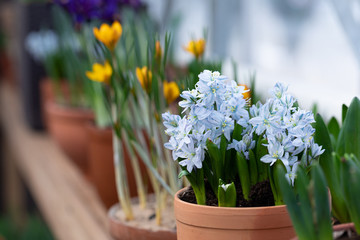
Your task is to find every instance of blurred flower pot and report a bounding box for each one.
[44,101,94,174]
[86,123,153,208]
[291,223,358,240]
[0,51,15,87]
[108,199,177,240]
[174,187,295,240]
[333,223,359,240]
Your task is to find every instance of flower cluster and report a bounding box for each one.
[249,83,324,185]
[163,70,250,172]
[25,30,59,62]
[54,0,143,23]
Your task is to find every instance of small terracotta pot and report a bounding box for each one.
[108,203,177,240]
[86,124,118,208]
[44,101,94,174]
[86,123,154,208]
[333,223,359,240]
[174,187,295,240]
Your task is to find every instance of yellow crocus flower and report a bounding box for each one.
[184,38,206,59]
[155,40,162,60]
[86,61,112,84]
[239,84,251,100]
[163,81,180,104]
[93,21,122,51]
[136,66,152,92]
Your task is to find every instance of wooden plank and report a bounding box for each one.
[0,84,113,240]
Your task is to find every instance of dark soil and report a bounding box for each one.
[179,180,275,207]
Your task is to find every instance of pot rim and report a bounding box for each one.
[174,187,293,230]
[45,101,94,119]
[174,187,287,211]
[108,203,177,234]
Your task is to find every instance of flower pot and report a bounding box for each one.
[44,101,94,174]
[108,197,177,240]
[86,124,118,208]
[174,187,295,240]
[333,223,359,240]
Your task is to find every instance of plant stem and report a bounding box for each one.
[121,128,147,209]
[111,91,133,220]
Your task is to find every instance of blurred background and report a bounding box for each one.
[0,0,359,238]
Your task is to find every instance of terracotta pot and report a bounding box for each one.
[44,101,94,174]
[108,203,177,240]
[86,123,154,208]
[86,124,118,208]
[333,223,359,240]
[174,187,295,240]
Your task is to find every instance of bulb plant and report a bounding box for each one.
[314,97,360,232]
[86,10,183,225]
[277,163,333,240]
[163,71,325,207]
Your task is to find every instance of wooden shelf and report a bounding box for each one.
[0,84,113,240]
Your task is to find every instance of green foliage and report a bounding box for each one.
[278,164,332,240]
[0,214,53,240]
[314,113,348,223]
[315,97,360,226]
[336,97,360,160]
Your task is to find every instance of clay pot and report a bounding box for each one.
[108,203,177,240]
[44,101,94,174]
[86,124,118,208]
[333,223,359,240]
[86,123,154,208]
[174,187,295,240]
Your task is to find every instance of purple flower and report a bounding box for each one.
[54,0,143,23]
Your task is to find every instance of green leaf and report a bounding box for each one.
[342,104,348,124]
[337,97,360,160]
[232,123,243,141]
[271,160,286,205]
[277,166,314,240]
[295,166,316,239]
[327,117,340,148]
[206,139,223,182]
[314,114,349,223]
[248,149,258,185]
[218,180,237,207]
[256,138,269,181]
[342,157,360,233]
[236,152,250,201]
[312,164,332,240]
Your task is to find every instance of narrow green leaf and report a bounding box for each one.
[236,152,250,200]
[312,164,332,240]
[206,139,222,181]
[232,123,243,141]
[256,138,269,181]
[337,97,360,160]
[277,167,314,240]
[327,117,340,140]
[294,166,316,239]
[342,104,348,124]
[272,160,286,205]
[248,149,258,185]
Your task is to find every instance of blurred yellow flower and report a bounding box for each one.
[239,84,251,100]
[155,40,162,60]
[184,38,206,59]
[163,81,180,104]
[86,62,112,84]
[136,66,152,92]
[93,21,122,51]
